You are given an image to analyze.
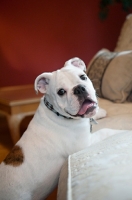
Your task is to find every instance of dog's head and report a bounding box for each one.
[34,58,98,119]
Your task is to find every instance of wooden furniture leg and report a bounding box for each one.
[6,111,35,144]
[7,114,26,144]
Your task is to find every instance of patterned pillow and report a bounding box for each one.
[87,49,132,103]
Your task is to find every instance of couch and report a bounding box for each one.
[57,14,132,200]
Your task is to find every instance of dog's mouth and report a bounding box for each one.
[66,97,97,118]
[77,97,97,116]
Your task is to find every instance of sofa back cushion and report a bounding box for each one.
[87,49,132,103]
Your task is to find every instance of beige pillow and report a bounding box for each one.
[87,49,132,103]
[115,14,132,52]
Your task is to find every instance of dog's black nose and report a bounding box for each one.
[74,85,87,96]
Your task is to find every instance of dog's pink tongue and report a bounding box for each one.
[78,101,93,115]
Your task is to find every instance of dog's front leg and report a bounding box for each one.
[93,107,107,120]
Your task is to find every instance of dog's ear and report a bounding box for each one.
[65,57,86,72]
[34,73,52,93]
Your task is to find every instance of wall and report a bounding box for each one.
[0,0,127,87]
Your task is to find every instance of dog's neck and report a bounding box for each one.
[44,97,97,132]
[44,97,73,119]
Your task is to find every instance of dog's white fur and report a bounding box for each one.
[0,58,118,200]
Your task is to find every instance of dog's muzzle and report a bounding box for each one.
[73,85,97,116]
[74,85,88,99]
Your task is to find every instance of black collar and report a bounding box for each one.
[44,97,73,119]
[44,97,97,132]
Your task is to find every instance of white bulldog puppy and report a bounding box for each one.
[0,58,116,200]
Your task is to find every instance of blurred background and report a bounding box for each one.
[0,0,128,87]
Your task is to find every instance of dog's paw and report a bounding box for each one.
[93,108,107,120]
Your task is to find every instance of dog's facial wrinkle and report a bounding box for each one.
[3,145,24,167]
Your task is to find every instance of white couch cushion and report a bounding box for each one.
[58,130,132,200]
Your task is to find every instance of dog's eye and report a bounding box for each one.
[57,89,66,96]
[80,74,87,80]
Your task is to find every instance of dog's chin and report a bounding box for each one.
[82,108,97,118]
